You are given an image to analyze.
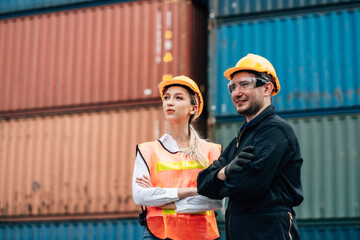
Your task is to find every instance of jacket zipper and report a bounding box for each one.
[228,129,244,240]
[235,127,245,155]
[288,212,293,240]
[235,136,240,153]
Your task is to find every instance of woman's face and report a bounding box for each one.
[162,86,197,122]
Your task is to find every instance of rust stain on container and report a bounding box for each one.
[0,0,207,114]
[0,105,166,219]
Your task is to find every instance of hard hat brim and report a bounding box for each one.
[159,78,204,118]
[224,66,265,80]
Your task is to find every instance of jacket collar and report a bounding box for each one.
[241,104,276,131]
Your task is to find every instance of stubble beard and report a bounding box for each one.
[236,99,263,118]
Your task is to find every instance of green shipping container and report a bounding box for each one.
[214,113,360,220]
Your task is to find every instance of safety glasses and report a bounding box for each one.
[227,77,268,94]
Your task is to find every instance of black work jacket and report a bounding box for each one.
[197,105,304,240]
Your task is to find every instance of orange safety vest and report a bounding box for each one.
[138,140,221,240]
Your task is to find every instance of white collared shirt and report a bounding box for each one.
[132,134,224,213]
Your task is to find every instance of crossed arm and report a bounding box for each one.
[132,152,224,213]
[136,174,198,210]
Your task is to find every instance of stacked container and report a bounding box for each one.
[0,0,208,115]
[208,0,360,239]
[0,0,208,238]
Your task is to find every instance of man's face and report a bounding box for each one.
[230,71,266,119]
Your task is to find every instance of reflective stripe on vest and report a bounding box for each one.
[156,160,204,172]
[162,209,212,216]
[138,140,221,240]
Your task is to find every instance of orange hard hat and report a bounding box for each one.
[159,75,203,118]
[224,53,280,96]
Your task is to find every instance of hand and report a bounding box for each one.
[224,146,255,177]
[211,156,227,169]
[136,175,153,188]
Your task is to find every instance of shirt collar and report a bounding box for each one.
[159,133,206,153]
[159,134,180,153]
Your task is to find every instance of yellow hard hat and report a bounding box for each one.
[159,75,203,118]
[223,53,280,96]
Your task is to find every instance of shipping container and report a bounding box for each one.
[0,0,208,116]
[209,0,356,18]
[1,220,359,240]
[218,224,360,240]
[0,0,101,15]
[208,8,360,116]
[0,105,167,220]
[0,0,208,16]
[0,218,144,240]
[299,224,360,240]
[214,113,360,219]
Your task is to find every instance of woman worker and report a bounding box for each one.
[132,75,223,240]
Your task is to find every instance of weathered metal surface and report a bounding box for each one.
[215,113,360,219]
[0,105,166,219]
[209,0,356,18]
[0,218,144,239]
[298,224,360,240]
[0,0,207,115]
[208,9,360,116]
[0,0,134,15]
[1,219,359,240]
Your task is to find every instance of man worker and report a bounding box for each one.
[197,53,304,240]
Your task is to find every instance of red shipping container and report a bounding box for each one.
[0,105,167,220]
[0,0,207,115]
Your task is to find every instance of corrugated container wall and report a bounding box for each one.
[1,220,359,240]
[208,8,360,116]
[0,0,102,15]
[219,225,360,240]
[209,0,355,17]
[208,0,360,234]
[289,114,360,219]
[214,114,360,220]
[0,105,166,219]
[0,219,144,240]
[299,225,360,240]
[0,0,208,116]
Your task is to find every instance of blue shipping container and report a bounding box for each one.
[208,9,360,116]
[0,0,207,16]
[217,224,360,240]
[0,219,144,240]
[0,0,97,14]
[0,0,133,15]
[299,224,360,240]
[1,219,359,239]
[209,0,355,17]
